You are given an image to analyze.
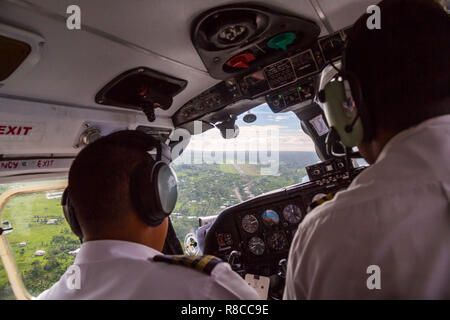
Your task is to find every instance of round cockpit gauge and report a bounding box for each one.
[261,209,279,227]
[267,231,288,251]
[282,204,303,224]
[241,214,259,233]
[248,236,265,256]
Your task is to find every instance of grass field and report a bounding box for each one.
[0,192,79,299]
[218,164,238,174]
[237,164,261,176]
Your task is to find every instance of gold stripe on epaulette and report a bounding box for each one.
[152,254,223,275]
[195,255,215,272]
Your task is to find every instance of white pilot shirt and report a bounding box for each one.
[37,240,260,300]
[284,115,450,299]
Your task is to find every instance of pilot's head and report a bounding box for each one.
[67,131,169,251]
[344,0,449,163]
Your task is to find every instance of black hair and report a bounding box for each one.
[345,0,449,134]
[68,131,154,229]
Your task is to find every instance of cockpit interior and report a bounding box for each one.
[0,0,448,300]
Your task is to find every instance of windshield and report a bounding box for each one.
[171,103,319,243]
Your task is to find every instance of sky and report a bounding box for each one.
[186,103,316,152]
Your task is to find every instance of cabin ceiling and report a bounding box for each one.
[0,0,376,118]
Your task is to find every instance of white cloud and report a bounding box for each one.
[251,110,273,115]
[186,125,314,152]
[274,115,289,122]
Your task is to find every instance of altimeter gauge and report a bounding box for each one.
[282,204,303,224]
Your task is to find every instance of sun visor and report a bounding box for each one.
[95,67,187,121]
[0,35,31,81]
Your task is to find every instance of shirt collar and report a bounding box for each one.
[74,239,161,264]
[375,115,450,163]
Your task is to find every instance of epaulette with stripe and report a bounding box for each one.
[307,193,335,212]
[152,254,223,275]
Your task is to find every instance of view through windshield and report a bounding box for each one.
[171,103,319,244]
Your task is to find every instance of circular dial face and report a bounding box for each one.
[282,204,303,224]
[267,231,288,251]
[241,214,259,233]
[261,209,280,227]
[248,236,265,256]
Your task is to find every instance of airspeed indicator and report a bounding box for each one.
[242,214,259,233]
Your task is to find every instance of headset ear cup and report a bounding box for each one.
[130,162,170,227]
[62,188,83,240]
[322,77,364,147]
[152,163,178,215]
[345,72,375,142]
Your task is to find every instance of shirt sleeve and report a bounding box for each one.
[36,289,49,300]
[208,263,261,300]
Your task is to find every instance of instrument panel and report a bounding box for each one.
[241,203,303,258]
[236,200,306,276]
[203,158,364,279]
[172,29,347,126]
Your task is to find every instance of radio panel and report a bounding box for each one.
[265,77,315,113]
[173,30,347,126]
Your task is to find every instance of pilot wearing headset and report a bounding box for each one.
[284,0,449,299]
[37,130,259,300]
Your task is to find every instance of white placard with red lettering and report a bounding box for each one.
[0,122,45,142]
[0,158,73,173]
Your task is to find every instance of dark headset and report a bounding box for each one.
[61,130,178,241]
[318,40,375,157]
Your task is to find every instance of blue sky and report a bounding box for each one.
[187,103,316,152]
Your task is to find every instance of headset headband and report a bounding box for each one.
[100,130,171,162]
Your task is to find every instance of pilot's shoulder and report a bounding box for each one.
[299,191,358,237]
[301,193,340,227]
[151,254,223,275]
[302,184,371,228]
[151,254,260,299]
